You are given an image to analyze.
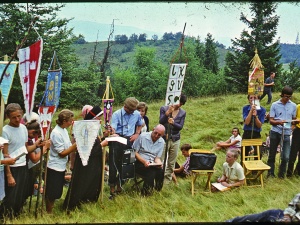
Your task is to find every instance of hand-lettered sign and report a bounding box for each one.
[165,63,187,106]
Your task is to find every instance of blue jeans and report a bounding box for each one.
[226,209,283,222]
[260,89,272,103]
[267,130,291,177]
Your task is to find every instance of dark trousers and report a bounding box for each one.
[241,130,261,163]
[108,141,131,187]
[267,130,291,178]
[226,209,283,222]
[287,127,300,176]
[260,89,272,103]
[135,160,164,196]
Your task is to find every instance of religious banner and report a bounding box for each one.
[38,105,56,141]
[18,39,43,121]
[248,67,264,96]
[103,99,114,125]
[73,120,100,166]
[0,61,18,103]
[165,63,187,106]
[44,69,62,107]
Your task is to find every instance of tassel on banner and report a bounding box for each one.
[249,48,263,69]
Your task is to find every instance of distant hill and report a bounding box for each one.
[68,20,164,42]
[71,39,300,73]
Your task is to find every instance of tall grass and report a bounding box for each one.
[5,92,300,223]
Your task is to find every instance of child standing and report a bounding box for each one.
[137,102,149,133]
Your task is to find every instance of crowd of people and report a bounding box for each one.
[0,84,300,223]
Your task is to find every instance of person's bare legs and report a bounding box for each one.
[46,198,55,213]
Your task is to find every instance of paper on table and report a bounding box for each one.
[105,136,128,145]
[211,182,230,192]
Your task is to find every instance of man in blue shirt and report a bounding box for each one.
[267,86,297,179]
[260,72,275,104]
[108,97,143,199]
[242,95,266,163]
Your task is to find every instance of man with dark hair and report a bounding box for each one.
[267,86,298,179]
[241,94,266,163]
[159,94,187,184]
[260,72,275,104]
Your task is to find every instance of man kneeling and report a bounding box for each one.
[133,124,165,196]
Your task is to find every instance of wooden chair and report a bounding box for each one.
[241,139,270,188]
[189,149,215,196]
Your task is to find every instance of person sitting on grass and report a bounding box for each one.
[214,127,242,152]
[211,148,245,192]
[226,192,300,222]
[171,143,192,185]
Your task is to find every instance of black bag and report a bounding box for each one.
[189,153,217,170]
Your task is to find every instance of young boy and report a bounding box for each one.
[171,143,192,185]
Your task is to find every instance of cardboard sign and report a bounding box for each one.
[165,63,187,106]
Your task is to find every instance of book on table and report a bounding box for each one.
[211,182,230,192]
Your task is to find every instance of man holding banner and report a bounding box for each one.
[159,94,187,184]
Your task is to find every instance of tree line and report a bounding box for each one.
[0,2,300,110]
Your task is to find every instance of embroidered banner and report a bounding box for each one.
[18,39,43,121]
[248,68,264,95]
[45,69,62,107]
[0,62,18,104]
[103,99,114,124]
[38,105,56,140]
[73,120,100,166]
[165,63,187,106]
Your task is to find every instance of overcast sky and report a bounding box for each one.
[55,2,300,47]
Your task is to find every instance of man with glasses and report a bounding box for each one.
[133,124,165,196]
[108,97,143,199]
[267,86,298,179]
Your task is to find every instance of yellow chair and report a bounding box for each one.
[241,139,270,188]
[189,149,215,196]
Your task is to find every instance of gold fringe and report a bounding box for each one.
[249,48,264,69]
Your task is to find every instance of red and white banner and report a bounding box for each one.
[38,105,56,140]
[18,39,43,121]
[248,67,258,82]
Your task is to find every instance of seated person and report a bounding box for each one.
[133,124,165,196]
[214,127,242,152]
[171,143,192,185]
[212,148,245,192]
[226,192,300,222]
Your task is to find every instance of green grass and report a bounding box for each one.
[5,92,300,223]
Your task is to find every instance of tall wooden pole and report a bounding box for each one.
[100,76,110,202]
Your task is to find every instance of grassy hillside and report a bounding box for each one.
[71,39,227,71]
[6,92,300,223]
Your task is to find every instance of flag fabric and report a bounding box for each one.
[38,105,56,141]
[44,69,62,107]
[0,62,18,104]
[165,63,187,106]
[249,67,259,82]
[102,99,114,124]
[18,39,43,121]
[73,120,100,166]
